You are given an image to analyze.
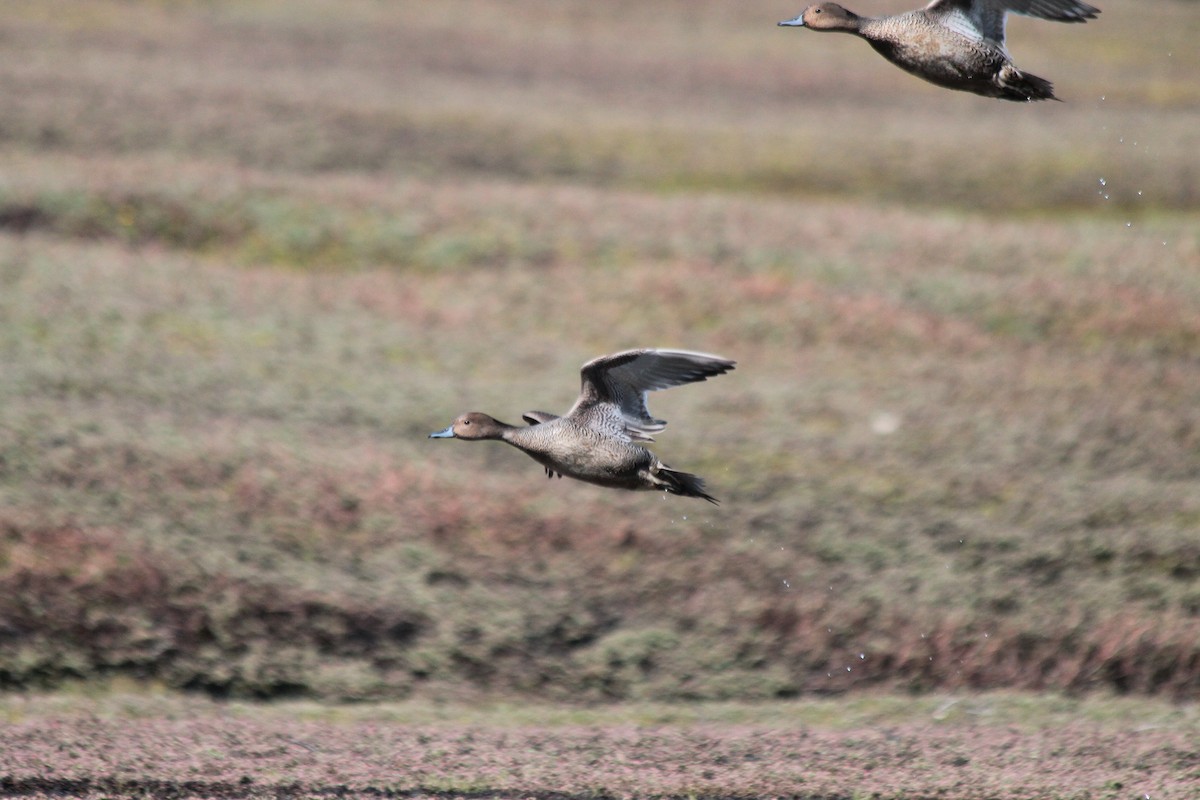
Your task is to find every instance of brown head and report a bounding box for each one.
[428,412,511,441]
[778,3,861,32]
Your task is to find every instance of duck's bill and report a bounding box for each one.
[428,425,456,439]
[778,15,805,26]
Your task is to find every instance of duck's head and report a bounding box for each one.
[429,412,508,441]
[778,3,858,31]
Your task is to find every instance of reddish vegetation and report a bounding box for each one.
[3,502,1200,702]
[0,517,424,698]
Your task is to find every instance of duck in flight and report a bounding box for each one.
[430,349,736,504]
[778,0,1100,101]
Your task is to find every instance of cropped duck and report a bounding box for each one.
[430,348,736,504]
[778,0,1100,101]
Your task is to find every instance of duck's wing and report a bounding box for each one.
[521,411,560,425]
[566,348,736,441]
[996,0,1099,22]
[925,0,1098,45]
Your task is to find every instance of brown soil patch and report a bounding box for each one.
[1,704,1197,799]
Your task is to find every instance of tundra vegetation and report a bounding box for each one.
[0,1,1198,796]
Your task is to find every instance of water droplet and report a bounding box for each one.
[1137,190,1143,196]
[859,653,866,660]
[1099,177,1107,186]
[846,666,852,672]
[782,579,791,589]
[1125,222,1132,228]
[682,515,687,521]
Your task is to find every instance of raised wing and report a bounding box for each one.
[566,348,735,441]
[521,411,559,426]
[925,0,1098,45]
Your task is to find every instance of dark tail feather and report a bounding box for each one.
[1001,70,1060,102]
[659,466,719,505]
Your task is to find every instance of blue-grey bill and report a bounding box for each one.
[778,16,805,26]
[428,425,455,439]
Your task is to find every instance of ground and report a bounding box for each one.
[1,691,1197,799]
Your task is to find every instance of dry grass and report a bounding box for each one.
[1,0,1200,712]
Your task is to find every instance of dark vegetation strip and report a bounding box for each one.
[0,777,530,800]
[0,776,836,800]
[0,195,254,255]
[0,190,558,270]
[1,100,1191,215]
[2,516,1199,701]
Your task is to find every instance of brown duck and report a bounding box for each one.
[779,0,1100,101]
[430,348,735,504]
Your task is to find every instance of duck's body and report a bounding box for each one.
[430,349,735,504]
[859,9,1039,98]
[779,0,1100,101]
[479,414,708,496]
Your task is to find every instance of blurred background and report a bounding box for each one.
[1,0,1198,704]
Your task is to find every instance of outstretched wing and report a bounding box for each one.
[925,0,1098,45]
[566,348,735,441]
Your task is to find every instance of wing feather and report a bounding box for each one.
[925,0,1098,45]
[566,348,735,439]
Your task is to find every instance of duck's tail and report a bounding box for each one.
[655,465,719,505]
[998,67,1060,102]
